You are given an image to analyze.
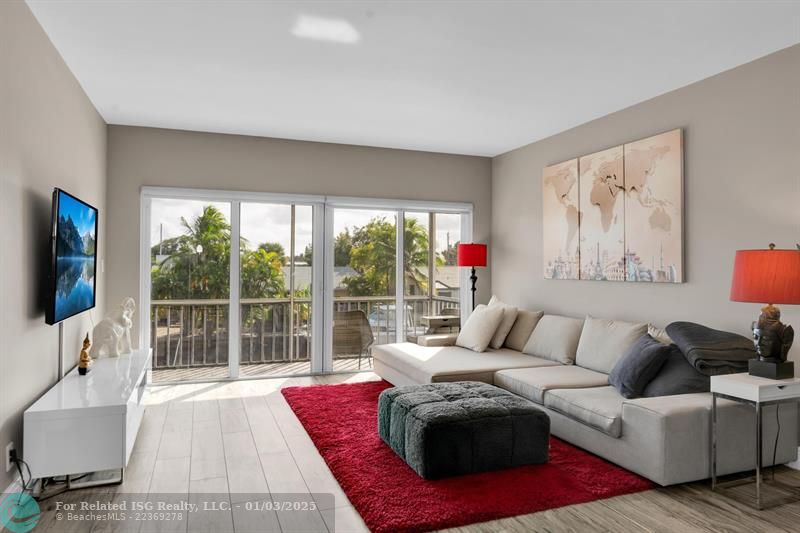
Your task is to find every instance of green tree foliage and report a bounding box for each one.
[301,243,313,265]
[334,229,353,267]
[440,241,460,266]
[241,248,286,298]
[151,206,231,299]
[151,207,436,302]
[301,229,352,267]
[342,217,429,296]
[151,206,286,301]
[258,242,287,265]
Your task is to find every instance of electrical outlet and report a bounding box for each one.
[5,442,15,473]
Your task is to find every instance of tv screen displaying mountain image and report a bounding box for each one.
[46,189,98,325]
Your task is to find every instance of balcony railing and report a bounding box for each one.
[150,295,459,371]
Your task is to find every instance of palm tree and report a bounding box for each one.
[343,216,431,296]
[151,205,287,301]
[403,217,430,295]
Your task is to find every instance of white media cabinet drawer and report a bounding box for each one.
[24,349,152,479]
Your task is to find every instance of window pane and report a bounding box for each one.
[434,213,461,299]
[149,199,231,382]
[332,208,397,371]
[403,212,430,340]
[239,203,312,376]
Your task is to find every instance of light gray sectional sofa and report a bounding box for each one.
[372,312,799,486]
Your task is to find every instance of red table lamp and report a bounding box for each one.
[730,244,800,379]
[457,243,487,310]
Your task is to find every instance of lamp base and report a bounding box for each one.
[748,358,794,380]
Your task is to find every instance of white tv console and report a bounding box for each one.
[24,348,152,483]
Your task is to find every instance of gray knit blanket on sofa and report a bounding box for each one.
[665,321,756,376]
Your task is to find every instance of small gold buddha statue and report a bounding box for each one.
[78,334,92,375]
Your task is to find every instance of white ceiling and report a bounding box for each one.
[27,1,800,156]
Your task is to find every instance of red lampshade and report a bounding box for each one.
[730,249,800,304]
[457,243,487,267]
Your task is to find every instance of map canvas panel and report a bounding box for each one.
[542,159,580,279]
[579,146,625,281]
[624,129,683,283]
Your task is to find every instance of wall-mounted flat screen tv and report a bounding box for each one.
[46,188,98,325]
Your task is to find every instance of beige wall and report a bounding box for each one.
[106,126,492,342]
[491,44,800,362]
[0,1,107,490]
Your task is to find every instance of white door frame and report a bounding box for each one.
[228,200,241,378]
[139,186,473,378]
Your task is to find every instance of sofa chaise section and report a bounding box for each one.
[542,391,798,485]
[496,359,799,485]
[372,342,559,386]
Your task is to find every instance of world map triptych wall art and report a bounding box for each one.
[542,128,683,283]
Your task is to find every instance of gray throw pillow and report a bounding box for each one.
[609,335,670,399]
[641,345,710,397]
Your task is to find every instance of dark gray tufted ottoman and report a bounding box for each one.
[377,381,550,479]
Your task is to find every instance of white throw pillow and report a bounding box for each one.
[488,296,519,350]
[455,304,505,352]
[575,317,648,374]
[504,309,545,351]
[522,314,585,364]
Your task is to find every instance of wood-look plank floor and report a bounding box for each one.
[32,372,800,532]
[152,357,369,383]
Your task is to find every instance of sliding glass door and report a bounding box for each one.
[403,212,462,340]
[149,199,233,382]
[325,206,468,371]
[330,208,398,371]
[239,203,314,378]
[142,188,471,381]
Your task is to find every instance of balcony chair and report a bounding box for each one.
[333,310,375,370]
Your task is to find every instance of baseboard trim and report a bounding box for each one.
[1,470,24,495]
[786,447,800,470]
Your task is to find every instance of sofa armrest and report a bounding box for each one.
[416,334,458,347]
[623,393,798,485]
[622,393,712,485]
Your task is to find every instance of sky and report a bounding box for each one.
[150,199,462,255]
[58,190,96,238]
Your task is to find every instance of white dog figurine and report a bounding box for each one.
[91,297,136,357]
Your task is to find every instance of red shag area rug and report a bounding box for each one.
[282,380,653,532]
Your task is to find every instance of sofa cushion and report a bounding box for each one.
[544,386,625,438]
[504,309,544,351]
[575,317,647,374]
[522,315,584,364]
[609,335,670,399]
[495,366,609,404]
[372,343,560,385]
[488,296,519,350]
[455,304,504,352]
[641,344,710,397]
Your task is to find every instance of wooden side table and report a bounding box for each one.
[710,372,800,509]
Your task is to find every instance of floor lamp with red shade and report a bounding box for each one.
[457,243,487,310]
